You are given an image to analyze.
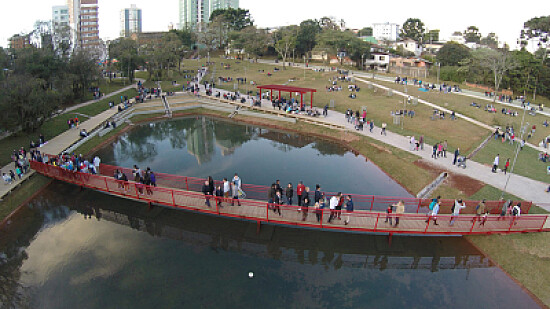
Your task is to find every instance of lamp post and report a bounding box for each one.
[303,55,306,80]
[436,62,441,88]
[500,107,528,200]
[361,54,365,71]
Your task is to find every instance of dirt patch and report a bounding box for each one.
[414,159,485,196]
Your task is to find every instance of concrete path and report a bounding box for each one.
[192,66,550,209]
[0,87,133,201]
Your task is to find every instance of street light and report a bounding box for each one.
[436,62,441,88]
[500,107,528,200]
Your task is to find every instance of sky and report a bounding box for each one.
[1,0,548,49]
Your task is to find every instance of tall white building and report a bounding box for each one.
[179,0,239,30]
[373,22,400,42]
[52,5,71,50]
[120,4,142,37]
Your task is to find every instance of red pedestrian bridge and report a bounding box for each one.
[30,160,550,236]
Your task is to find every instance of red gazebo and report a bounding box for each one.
[257,85,317,109]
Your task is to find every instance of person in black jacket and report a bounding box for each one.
[202,180,211,207]
[285,183,293,205]
[314,184,322,203]
[302,187,310,221]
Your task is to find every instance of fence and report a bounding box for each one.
[31,161,548,236]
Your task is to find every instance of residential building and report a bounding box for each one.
[389,57,432,78]
[121,4,142,37]
[424,42,444,54]
[68,0,100,50]
[9,34,31,49]
[179,0,239,30]
[52,5,71,50]
[446,34,466,45]
[365,53,390,71]
[373,22,400,42]
[394,38,423,57]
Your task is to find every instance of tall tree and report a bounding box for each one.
[229,26,270,60]
[109,38,142,83]
[425,29,440,43]
[481,33,499,49]
[401,18,425,42]
[0,75,59,132]
[472,48,517,102]
[437,42,471,66]
[358,27,373,37]
[464,26,481,44]
[273,26,298,69]
[210,8,253,31]
[296,19,322,56]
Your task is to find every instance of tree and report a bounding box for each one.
[229,26,270,60]
[319,17,340,30]
[481,33,499,49]
[358,27,373,37]
[425,29,440,43]
[464,26,481,44]
[66,50,101,99]
[316,29,370,67]
[401,18,425,42]
[109,38,142,83]
[296,19,322,56]
[472,48,517,102]
[273,26,297,69]
[210,8,253,31]
[520,16,550,100]
[436,42,471,66]
[0,75,59,132]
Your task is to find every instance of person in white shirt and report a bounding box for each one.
[492,154,500,173]
[328,193,341,223]
[450,199,467,225]
[93,156,101,174]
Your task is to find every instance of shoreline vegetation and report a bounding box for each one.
[2,59,550,306]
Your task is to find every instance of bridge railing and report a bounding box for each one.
[98,163,533,215]
[31,161,547,235]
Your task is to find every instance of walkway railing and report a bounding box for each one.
[31,161,548,235]
[98,164,533,215]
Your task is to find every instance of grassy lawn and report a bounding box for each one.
[136,70,195,93]
[0,88,137,166]
[472,139,550,183]
[368,77,550,144]
[184,58,488,153]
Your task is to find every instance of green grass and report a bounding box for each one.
[472,139,550,183]
[188,58,488,153]
[0,88,137,166]
[74,123,130,155]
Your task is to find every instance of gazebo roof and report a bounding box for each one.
[257,85,317,93]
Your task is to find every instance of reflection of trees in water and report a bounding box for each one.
[117,135,158,163]
[213,120,254,151]
[0,200,49,309]
[311,141,347,156]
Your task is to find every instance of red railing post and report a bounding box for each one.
[526,202,532,214]
[171,189,176,207]
[509,218,515,232]
[424,216,431,233]
[266,203,269,222]
[133,183,140,199]
[416,199,422,213]
[104,177,110,192]
[320,209,324,228]
[185,177,189,191]
[374,213,380,231]
[540,216,548,232]
[469,217,476,233]
[370,196,375,211]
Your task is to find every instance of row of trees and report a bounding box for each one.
[0,35,101,132]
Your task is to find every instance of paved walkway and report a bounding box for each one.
[0,84,137,201]
[191,67,550,209]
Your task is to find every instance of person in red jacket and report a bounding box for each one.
[296,181,305,208]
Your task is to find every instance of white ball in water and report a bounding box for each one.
[248,272,254,278]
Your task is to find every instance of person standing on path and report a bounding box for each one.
[344,195,354,225]
[419,135,424,150]
[453,148,460,165]
[393,200,405,227]
[426,196,440,225]
[410,136,416,151]
[474,199,487,223]
[432,143,438,159]
[202,180,212,207]
[231,173,242,206]
[442,140,448,157]
[328,193,341,223]
[492,154,500,173]
[369,120,374,133]
[437,142,443,158]
[301,187,310,221]
[93,155,101,174]
[381,123,387,136]
[503,158,510,174]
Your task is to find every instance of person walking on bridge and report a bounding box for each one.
[450,199,466,225]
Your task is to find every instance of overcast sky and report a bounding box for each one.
[1,0,548,49]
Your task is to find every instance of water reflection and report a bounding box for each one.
[0,183,541,308]
[95,116,411,197]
